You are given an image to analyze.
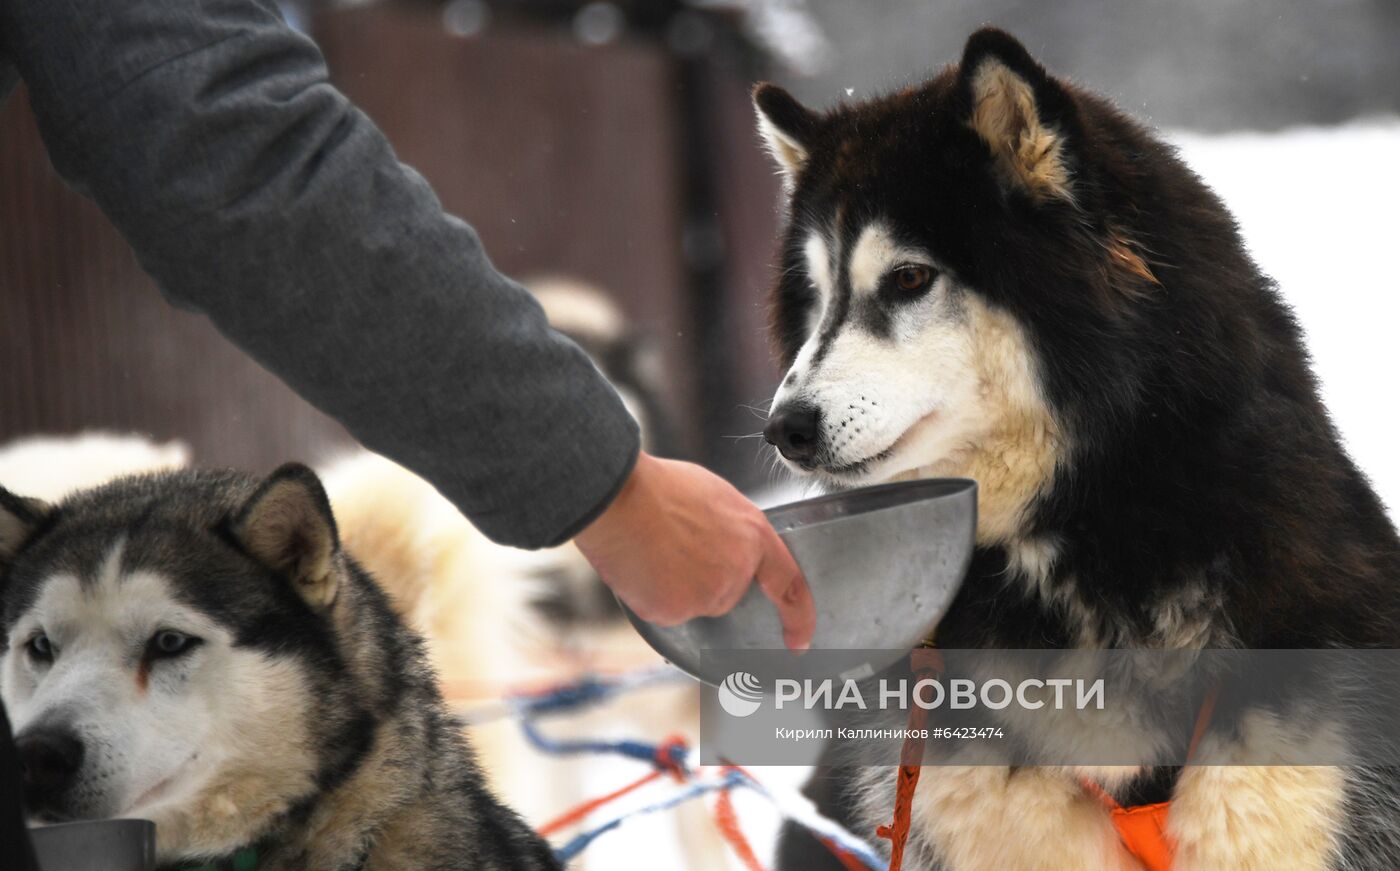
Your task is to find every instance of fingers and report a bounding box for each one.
[754,521,816,651]
[704,573,752,618]
[634,598,692,628]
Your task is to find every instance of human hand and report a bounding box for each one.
[575,452,815,651]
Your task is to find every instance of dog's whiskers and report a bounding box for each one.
[737,400,775,421]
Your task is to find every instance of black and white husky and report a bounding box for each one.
[755,27,1400,871]
[0,466,559,870]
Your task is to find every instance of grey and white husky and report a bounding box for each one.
[0,465,560,870]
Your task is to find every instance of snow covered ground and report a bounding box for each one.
[569,119,1400,870]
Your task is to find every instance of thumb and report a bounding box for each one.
[754,524,816,651]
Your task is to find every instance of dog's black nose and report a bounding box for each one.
[764,404,822,462]
[17,727,84,808]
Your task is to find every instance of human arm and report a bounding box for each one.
[0,0,636,547]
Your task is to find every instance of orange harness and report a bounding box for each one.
[1080,780,1175,871]
[877,654,1218,871]
[875,648,942,870]
[1079,684,1218,870]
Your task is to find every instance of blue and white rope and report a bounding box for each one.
[480,666,886,869]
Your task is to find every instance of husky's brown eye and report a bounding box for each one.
[892,265,933,293]
[26,633,54,663]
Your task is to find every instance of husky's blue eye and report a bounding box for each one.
[25,633,53,663]
[148,630,200,659]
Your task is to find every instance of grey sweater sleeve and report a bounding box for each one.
[0,0,641,548]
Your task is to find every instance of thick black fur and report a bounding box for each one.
[760,27,1400,869]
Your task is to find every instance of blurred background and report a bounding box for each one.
[2,3,1399,867]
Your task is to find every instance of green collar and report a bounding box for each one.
[178,847,259,871]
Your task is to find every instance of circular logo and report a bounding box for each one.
[718,671,764,717]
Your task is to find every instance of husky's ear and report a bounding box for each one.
[753,83,819,184]
[958,28,1077,203]
[233,464,341,610]
[0,487,51,567]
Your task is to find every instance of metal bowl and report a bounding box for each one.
[29,819,156,871]
[621,478,977,686]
